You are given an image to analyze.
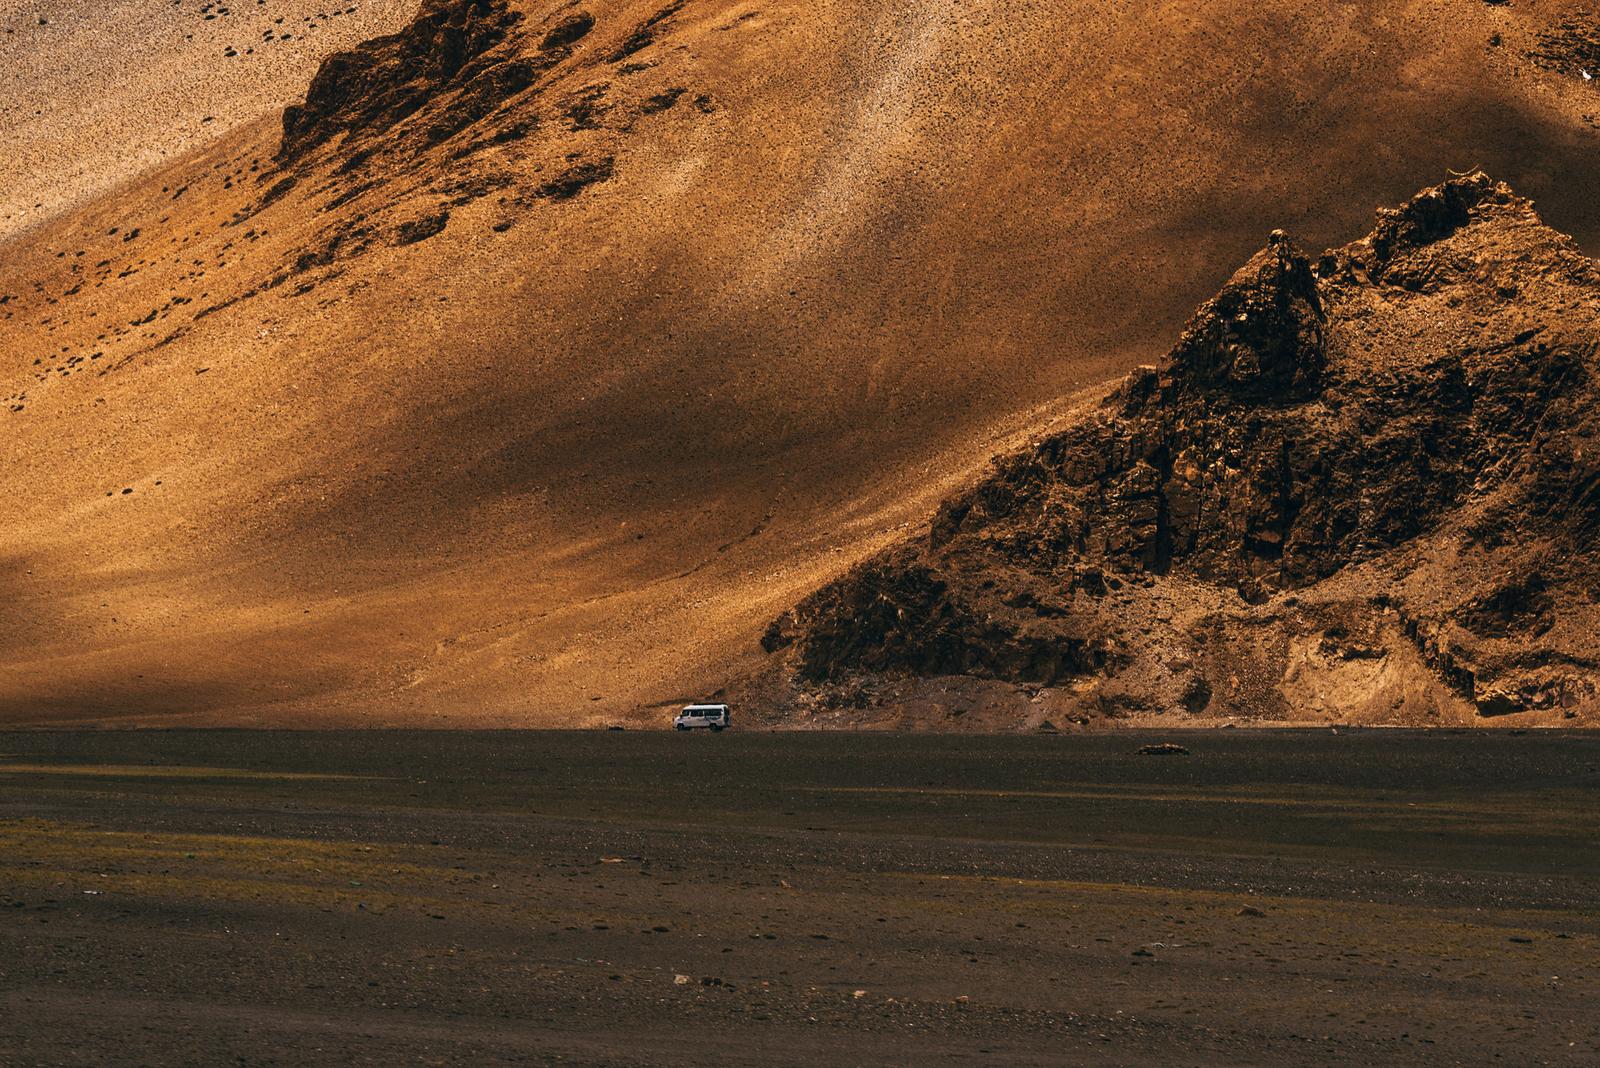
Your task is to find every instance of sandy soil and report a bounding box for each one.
[1,729,1597,1065]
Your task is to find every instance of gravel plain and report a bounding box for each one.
[1,728,1597,1065]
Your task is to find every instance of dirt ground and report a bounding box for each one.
[1,729,1596,1066]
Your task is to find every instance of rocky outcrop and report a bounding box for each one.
[761,175,1600,725]
[251,0,704,300]
[278,0,566,164]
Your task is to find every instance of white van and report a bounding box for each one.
[674,704,730,731]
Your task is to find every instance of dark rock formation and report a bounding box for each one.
[278,0,529,163]
[762,175,1600,725]
[253,0,710,297]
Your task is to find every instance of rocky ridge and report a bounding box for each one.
[760,175,1600,727]
[279,0,557,164]
[250,0,712,305]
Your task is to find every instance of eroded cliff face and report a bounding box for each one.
[760,175,1600,727]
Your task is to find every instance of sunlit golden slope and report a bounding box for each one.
[3,0,1599,725]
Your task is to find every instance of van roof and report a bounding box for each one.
[682,704,728,711]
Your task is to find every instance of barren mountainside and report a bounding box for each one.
[4,0,1600,726]
[757,175,1600,728]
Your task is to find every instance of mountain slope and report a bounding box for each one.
[3,0,1600,725]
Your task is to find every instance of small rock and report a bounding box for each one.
[1236,905,1266,917]
[673,974,691,985]
[1139,742,1191,756]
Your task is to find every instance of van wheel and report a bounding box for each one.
[674,724,688,731]
[710,724,724,732]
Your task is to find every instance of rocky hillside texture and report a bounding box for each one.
[760,175,1600,728]
[7,1,1600,727]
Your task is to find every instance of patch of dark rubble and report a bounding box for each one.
[534,157,615,200]
[1527,14,1600,76]
[392,210,451,245]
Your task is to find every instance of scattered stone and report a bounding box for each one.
[1139,743,1191,756]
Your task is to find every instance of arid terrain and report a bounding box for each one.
[6,0,1600,727]
[2,730,1597,1065]
[7,7,1598,1067]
